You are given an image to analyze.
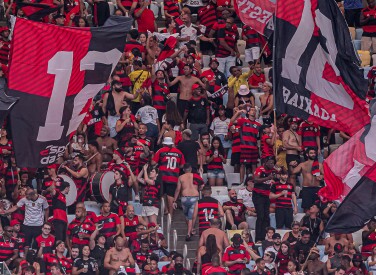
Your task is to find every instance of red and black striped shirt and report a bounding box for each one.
[143,180,160,208]
[67,216,96,246]
[52,189,67,223]
[229,123,241,153]
[0,139,12,156]
[137,137,152,168]
[164,0,180,17]
[253,166,276,197]
[120,0,137,10]
[197,197,220,233]
[42,176,63,209]
[206,150,225,170]
[0,39,10,65]
[237,118,261,150]
[0,236,17,261]
[197,4,217,36]
[242,25,261,49]
[270,182,294,208]
[152,147,185,185]
[43,254,72,275]
[97,212,120,238]
[216,27,239,58]
[123,215,140,236]
[71,169,88,203]
[298,122,319,150]
[152,80,169,111]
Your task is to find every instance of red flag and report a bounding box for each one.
[319,100,376,201]
[234,0,275,38]
[157,36,177,62]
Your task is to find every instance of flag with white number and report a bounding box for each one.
[8,16,133,167]
[274,0,369,135]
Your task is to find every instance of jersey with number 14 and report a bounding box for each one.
[197,196,220,234]
[152,147,185,185]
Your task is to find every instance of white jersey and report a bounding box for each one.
[210,117,230,136]
[237,187,254,208]
[17,195,49,226]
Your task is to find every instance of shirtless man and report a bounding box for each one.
[290,148,323,210]
[173,163,199,241]
[325,234,350,255]
[102,80,137,137]
[96,126,118,163]
[282,117,302,187]
[199,218,230,253]
[167,64,205,117]
[301,247,328,275]
[86,141,103,176]
[104,235,135,275]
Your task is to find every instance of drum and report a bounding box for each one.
[90,170,115,203]
[58,174,78,206]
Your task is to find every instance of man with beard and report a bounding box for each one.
[283,117,302,187]
[301,247,328,275]
[60,154,89,213]
[294,230,314,264]
[104,235,135,275]
[102,80,137,137]
[166,253,192,275]
[300,204,324,242]
[223,189,248,230]
[265,233,282,258]
[223,233,251,274]
[86,140,103,175]
[289,148,323,210]
[201,59,227,106]
[67,207,96,251]
[120,204,148,238]
[96,126,118,163]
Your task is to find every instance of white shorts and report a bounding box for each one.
[142,206,159,217]
[245,47,261,63]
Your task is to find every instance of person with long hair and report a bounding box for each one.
[285,260,299,275]
[115,105,138,147]
[282,221,301,248]
[161,18,177,34]
[367,246,376,275]
[162,101,184,131]
[276,241,292,275]
[206,136,226,186]
[72,245,99,275]
[109,168,132,213]
[197,234,221,274]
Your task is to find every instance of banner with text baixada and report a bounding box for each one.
[8,16,133,168]
[234,0,275,38]
[274,0,369,135]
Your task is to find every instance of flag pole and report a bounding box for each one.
[272,1,278,155]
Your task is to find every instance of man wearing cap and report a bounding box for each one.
[0,27,10,66]
[11,219,25,257]
[327,243,345,274]
[183,83,210,141]
[152,137,185,216]
[177,129,202,172]
[201,59,227,106]
[173,163,200,241]
[223,233,251,274]
[301,247,328,275]
[168,63,205,117]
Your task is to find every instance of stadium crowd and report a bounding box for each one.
[0,0,375,274]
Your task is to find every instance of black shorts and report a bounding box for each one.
[231,152,240,166]
[301,186,321,210]
[286,154,301,167]
[200,40,216,54]
[164,183,177,197]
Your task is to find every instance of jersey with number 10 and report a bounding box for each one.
[153,147,185,185]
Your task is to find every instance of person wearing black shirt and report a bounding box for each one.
[89,229,106,274]
[183,85,210,141]
[73,245,99,275]
[300,205,324,242]
[294,230,314,265]
[250,258,269,275]
[177,129,202,173]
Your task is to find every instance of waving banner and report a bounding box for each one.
[234,0,275,38]
[8,16,133,167]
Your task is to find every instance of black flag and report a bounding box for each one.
[326,163,376,233]
[0,79,18,126]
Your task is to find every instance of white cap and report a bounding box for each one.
[238,85,250,96]
[162,137,174,145]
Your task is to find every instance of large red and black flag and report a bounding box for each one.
[318,99,376,202]
[8,16,133,168]
[274,0,369,136]
[17,0,62,21]
[326,162,376,233]
[233,0,275,38]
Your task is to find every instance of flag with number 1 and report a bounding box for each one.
[8,16,133,167]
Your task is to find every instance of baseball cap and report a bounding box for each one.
[231,233,243,245]
[10,219,20,227]
[192,83,200,90]
[352,253,363,262]
[334,243,343,253]
[218,105,226,110]
[210,58,219,65]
